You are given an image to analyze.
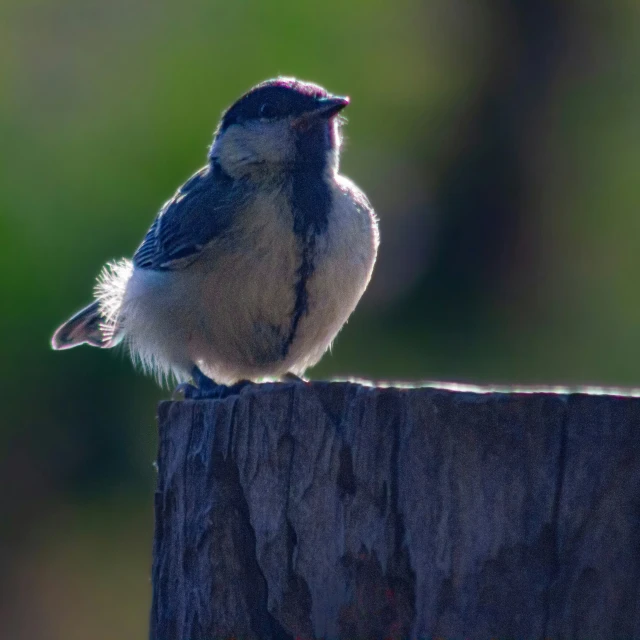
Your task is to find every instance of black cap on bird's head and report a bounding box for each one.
[211,77,349,177]
[220,78,349,132]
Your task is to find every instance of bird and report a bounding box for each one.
[51,77,379,397]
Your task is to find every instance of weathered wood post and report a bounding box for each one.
[149,381,640,639]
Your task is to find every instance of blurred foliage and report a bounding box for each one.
[2,0,640,637]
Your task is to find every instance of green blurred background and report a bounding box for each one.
[2,0,640,637]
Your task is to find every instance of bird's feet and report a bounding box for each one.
[174,366,255,400]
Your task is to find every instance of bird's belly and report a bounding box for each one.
[195,241,298,376]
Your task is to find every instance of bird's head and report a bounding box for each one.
[209,77,349,180]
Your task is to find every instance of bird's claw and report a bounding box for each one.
[173,367,256,400]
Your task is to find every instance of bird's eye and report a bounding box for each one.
[259,103,276,119]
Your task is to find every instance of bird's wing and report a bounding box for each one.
[133,165,239,271]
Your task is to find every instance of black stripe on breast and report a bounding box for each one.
[281,159,332,358]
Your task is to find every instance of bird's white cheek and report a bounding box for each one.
[211,122,296,177]
[250,122,296,164]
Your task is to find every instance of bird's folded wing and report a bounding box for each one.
[133,165,241,271]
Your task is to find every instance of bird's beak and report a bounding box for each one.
[312,96,350,118]
[292,96,350,128]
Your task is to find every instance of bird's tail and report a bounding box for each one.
[51,301,120,350]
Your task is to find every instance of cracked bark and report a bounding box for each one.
[149,382,640,640]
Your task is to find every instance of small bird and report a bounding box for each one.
[52,77,379,396]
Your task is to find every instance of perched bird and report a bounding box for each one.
[52,77,379,396]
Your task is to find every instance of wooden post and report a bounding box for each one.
[149,381,640,639]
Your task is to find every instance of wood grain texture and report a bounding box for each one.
[149,382,640,640]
